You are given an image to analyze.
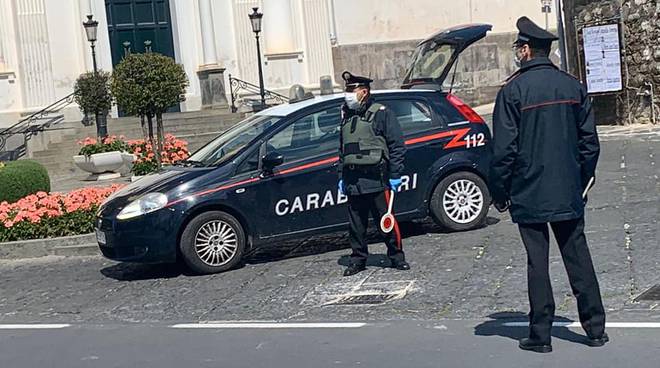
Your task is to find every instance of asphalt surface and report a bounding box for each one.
[1,322,659,368]
[0,129,658,367]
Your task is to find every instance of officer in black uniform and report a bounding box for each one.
[489,17,608,353]
[338,71,410,277]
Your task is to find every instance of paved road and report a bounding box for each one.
[0,132,658,367]
[1,321,659,368]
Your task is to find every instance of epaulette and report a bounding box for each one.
[379,105,386,111]
[558,69,580,81]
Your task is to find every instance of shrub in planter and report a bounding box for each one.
[0,160,51,203]
[77,135,129,156]
[0,185,123,242]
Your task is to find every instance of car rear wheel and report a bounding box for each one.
[180,211,246,274]
[430,172,490,231]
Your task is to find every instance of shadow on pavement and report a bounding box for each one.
[474,311,588,345]
[100,261,188,281]
[337,254,393,268]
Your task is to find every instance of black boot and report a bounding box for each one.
[585,333,609,347]
[391,259,410,270]
[519,338,552,353]
[343,264,366,277]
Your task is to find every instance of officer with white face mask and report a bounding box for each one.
[337,71,409,276]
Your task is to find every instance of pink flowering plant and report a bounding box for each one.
[77,135,129,157]
[77,134,189,176]
[0,184,124,242]
[129,134,190,176]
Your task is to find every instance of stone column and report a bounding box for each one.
[196,0,228,109]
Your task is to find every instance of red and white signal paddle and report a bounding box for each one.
[380,190,396,233]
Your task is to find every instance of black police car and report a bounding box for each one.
[96,24,494,274]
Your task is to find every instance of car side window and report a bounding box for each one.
[380,99,440,135]
[266,106,341,164]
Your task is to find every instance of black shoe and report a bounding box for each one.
[391,259,410,271]
[518,338,552,353]
[343,264,366,277]
[585,333,609,347]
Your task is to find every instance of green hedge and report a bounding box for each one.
[0,160,51,203]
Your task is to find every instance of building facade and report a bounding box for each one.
[0,0,550,128]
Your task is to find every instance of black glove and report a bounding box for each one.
[493,199,510,213]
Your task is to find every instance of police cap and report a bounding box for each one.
[342,71,373,90]
[514,16,558,48]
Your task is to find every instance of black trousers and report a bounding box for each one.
[347,190,405,266]
[518,216,606,343]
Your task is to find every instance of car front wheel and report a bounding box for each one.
[180,211,246,274]
[430,172,491,231]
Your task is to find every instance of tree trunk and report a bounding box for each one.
[140,114,148,141]
[156,112,165,155]
[147,113,161,168]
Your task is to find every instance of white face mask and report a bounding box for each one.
[344,92,361,110]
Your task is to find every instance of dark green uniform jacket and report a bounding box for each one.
[338,99,406,196]
[489,57,600,224]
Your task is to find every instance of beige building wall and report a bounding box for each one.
[333,0,551,45]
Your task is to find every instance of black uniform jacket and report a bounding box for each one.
[489,57,600,224]
[338,99,406,196]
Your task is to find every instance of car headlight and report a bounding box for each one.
[116,193,168,220]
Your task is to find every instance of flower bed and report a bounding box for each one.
[0,184,124,243]
[128,134,190,176]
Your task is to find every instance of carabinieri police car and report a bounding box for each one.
[96,24,494,274]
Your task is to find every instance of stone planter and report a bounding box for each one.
[73,151,135,181]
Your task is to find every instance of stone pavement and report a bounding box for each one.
[0,132,657,324]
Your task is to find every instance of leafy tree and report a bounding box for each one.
[73,71,113,137]
[111,52,188,166]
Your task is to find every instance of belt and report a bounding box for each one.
[347,164,382,172]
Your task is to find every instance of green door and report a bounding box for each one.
[105,0,179,112]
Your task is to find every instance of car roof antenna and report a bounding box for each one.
[448,55,460,95]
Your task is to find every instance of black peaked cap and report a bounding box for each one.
[342,71,373,88]
[515,16,558,47]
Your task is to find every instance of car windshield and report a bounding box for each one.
[187,114,281,166]
[405,41,455,82]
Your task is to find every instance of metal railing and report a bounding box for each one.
[228,74,289,113]
[0,93,75,161]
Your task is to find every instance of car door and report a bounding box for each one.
[250,104,345,240]
[374,96,448,216]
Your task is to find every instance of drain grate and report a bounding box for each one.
[634,284,660,302]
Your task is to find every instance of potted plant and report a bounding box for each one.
[73,136,135,181]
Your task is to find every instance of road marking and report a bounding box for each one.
[171,322,367,329]
[502,322,660,328]
[0,324,70,329]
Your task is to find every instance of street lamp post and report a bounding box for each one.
[82,14,107,138]
[249,7,266,110]
[541,0,552,30]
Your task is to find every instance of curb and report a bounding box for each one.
[0,233,99,260]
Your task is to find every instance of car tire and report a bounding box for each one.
[430,172,491,232]
[179,211,246,274]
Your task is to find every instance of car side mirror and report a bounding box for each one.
[262,151,284,172]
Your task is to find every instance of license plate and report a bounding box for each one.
[96,230,106,245]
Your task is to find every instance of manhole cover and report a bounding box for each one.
[635,284,660,302]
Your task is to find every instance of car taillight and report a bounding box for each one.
[446,93,485,124]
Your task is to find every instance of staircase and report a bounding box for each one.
[29,109,246,181]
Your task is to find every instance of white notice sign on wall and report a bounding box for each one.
[583,24,623,93]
